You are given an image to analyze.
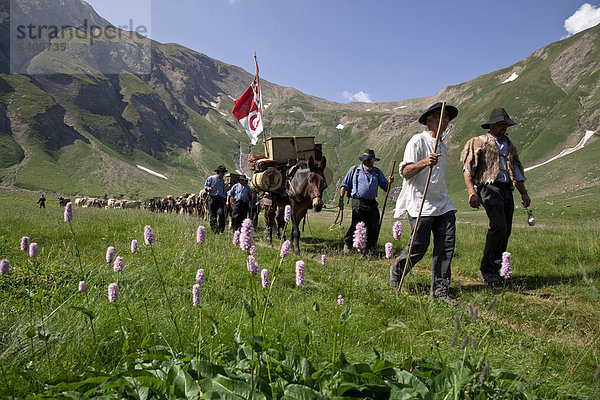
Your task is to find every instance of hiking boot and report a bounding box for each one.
[432,287,459,306]
[477,270,502,286]
[343,244,351,255]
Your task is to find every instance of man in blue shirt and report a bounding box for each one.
[339,149,393,254]
[204,165,228,233]
[227,175,253,232]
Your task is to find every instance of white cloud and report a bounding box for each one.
[564,3,600,36]
[342,91,372,103]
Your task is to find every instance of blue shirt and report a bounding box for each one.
[204,175,226,198]
[228,183,253,202]
[489,134,525,183]
[341,165,388,200]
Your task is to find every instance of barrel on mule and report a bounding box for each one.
[250,167,283,192]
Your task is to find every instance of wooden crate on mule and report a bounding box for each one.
[264,136,316,163]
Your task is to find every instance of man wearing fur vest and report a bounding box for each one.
[461,107,531,286]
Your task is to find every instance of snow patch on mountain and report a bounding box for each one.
[137,165,168,180]
[525,130,595,171]
[502,73,519,84]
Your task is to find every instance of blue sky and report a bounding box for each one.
[84,0,600,103]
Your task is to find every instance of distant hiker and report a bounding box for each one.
[339,149,394,254]
[391,102,458,305]
[37,194,46,209]
[204,165,228,233]
[227,175,253,232]
[461,107,530,286]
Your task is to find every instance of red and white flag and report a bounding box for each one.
[232,60,263,145]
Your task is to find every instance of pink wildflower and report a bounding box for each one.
[113,256,124,273]
[64,202,73,222]
[321,254,326,266]
[240,219,254,251]
[196,269,205,285]
[192,284,200,307]
[131,239,138,254]
[232,230,240,245]
[250,246,256,257]
[296,260,305,287]
[0,259,9,274]
[29,243,38,258]
[20,236,29,251]
[196,226,206,244]
[393,221,403,240]
[385,242,393,259]
[144,225,155,245]
[78,281,86,292]
[261,269,269,289]
[284,205,292,223]
[106,246,115,263]
[280,240,291,258]
[247,255,259,276]
[108,283,119,303]
[337,294,344,306]
[353,222,367,252]
[501,252,512,279]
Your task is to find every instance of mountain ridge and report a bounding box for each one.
[0,0,598,201]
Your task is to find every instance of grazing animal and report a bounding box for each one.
[58,197,71,207]
[264,156,328,254]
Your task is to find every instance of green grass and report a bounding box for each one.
[0,134,24,169]
[0,189,598,397]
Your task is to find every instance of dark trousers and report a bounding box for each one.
[343,198,380,252]
[231,200,249,232]
[208,195,226,233]
[390,210,456,293]
[478,183,514,276]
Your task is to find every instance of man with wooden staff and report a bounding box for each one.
[461,107,530,286]
[339,149,394,254]
[390,102,458,305]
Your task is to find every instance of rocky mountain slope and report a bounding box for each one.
[0,0,598,201]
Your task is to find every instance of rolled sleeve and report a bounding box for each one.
[377,169,388,191]
[341,167,355,189]
[204,176,214,190]
[400,135,422,176]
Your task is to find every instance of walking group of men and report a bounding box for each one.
[340,103,530,305]
[204,166,258,234]
[203,102,529,305]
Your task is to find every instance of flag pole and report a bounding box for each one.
[254,52,267,147]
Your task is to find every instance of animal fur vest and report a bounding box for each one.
[460,133,525,189]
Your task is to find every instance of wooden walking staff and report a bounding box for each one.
[375,160,396,246]
[397,102,447,293]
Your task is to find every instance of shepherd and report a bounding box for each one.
[390,102,458,305]
[461,107,530,286]
[339,149,394,254]
[227,175,253,232]
[204,165,228,233]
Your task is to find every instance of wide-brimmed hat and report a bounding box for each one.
[481,107,517,129]
[418,102,459,125]
[239,175,249,181]
[214,165,228,173]
[358,149,380,162]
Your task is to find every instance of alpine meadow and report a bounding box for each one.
[1,0,600,398]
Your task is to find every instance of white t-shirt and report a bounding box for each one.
[394,131,456,219]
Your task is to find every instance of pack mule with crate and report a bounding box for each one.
[249,136,332,250]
